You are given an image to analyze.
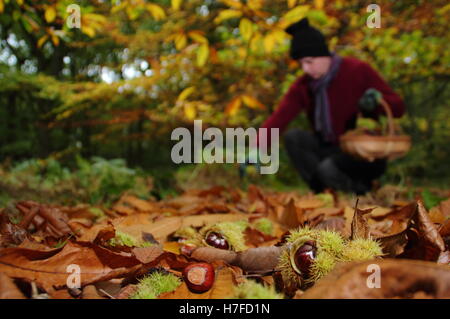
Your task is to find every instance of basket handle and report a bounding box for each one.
[379,97,395,137]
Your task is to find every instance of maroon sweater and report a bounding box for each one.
[260,56,406,145]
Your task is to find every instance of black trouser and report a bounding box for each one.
[283,129,387,195]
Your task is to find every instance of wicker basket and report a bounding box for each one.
[339,98,411,162]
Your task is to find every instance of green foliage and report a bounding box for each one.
[130,271,181,299]
[0,1,448,191]
[0,156,151,206]
[420,189,446,210]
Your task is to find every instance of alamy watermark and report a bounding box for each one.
[66,4,81,29]
[366,263,381,288]
[66,264,81,289]
[366,4,381,28]
[170,120,279,174]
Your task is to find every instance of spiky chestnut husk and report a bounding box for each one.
[277,228,384,290]
[252,218,274,236]
[129,271,181,299]
[341,238,384,261]
[108,231,154,248]
[231,280,284,299]
[277,227,345,290]
[173,226,202,245]
[199,220,249,252]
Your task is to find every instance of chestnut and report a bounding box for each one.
[294,240,316,276]
[182,263,215,293]
[205,232,229,250]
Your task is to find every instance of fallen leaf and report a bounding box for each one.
[300,259,450,298]
[0,241,147,292]
[350,200,374,240]
[0,272,26,299]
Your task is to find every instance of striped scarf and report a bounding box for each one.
[309,53,342,143]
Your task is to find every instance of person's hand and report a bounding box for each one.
[358,88,382,116]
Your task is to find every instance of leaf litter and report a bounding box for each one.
[0,185,449,299]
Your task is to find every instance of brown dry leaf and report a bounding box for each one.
[112,213,248,244]
[82,285,105,299]
[49,289,76,299]
[16,201,72,238]
[377,229,409,257]
[429,207,446,224]
[160,262,239,299]
[163,242,182,254]
[381,203,416,235]
[439,198,450,218]
[132,246,166,264]
[0,272,26,299]
[437,251,450,265]
[244,227,278,247]
[0,241,147,293]
[0,212,27,247]
[350,202,374,240]
[309,207,343,218]
[300,259,450,298]
[369,207,392,218]
[279,198,304,229]
[440,219,450,238]
[295,197,324,210]
[115,284,138,299]
[111,204,136,216]
[379,201,446,260]
[115,195,157,213]
[415,200,445,252]
[314,217,345,234]
[398,200,446,261]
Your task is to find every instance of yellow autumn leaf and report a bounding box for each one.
[171,0,182,11]
[225,97,242,116]
[279,5,309,28]
[188,31,208,44]
[81,26,96,38]
[111,2,127,14]
[45,6,57,23]
[250,32,262,51]
[37,35,48,48]
[287,0,297,9]
[0,0,4,13]
[197,43,209,67]
[219,0,243,9]
[146,3,166,21]
[178,87,196,102]
[263,33,276,53]
[265,29,287,52]
[184,103,197,120]
[239,18,254,41]
[126,7,140,20]
[16,0,24,5]
[214,9,243,24]
[314,0,324,9]
[51,35,60,46]
[174,32,187,50]
[247,0,263,11]
[242,95,265,110]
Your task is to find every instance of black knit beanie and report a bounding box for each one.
[285,18,330,60]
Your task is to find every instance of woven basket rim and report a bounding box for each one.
[339,134,411,142]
